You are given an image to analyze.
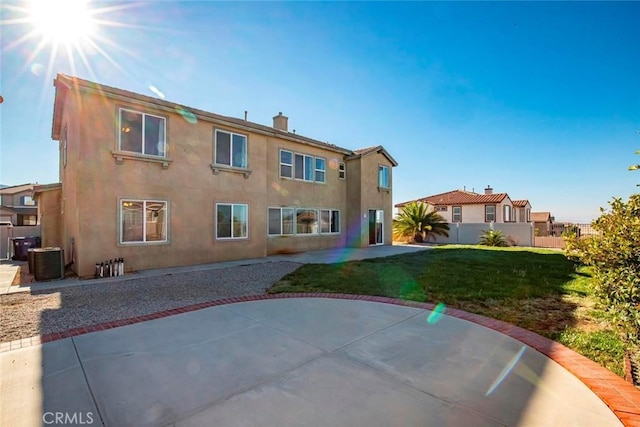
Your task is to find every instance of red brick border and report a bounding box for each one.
[5,293,640,426]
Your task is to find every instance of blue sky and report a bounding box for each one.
[1,1,638,222]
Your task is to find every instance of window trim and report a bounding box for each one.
[279,149,326,183]
[118,108,167,158]
[320,209,340,234]
[214,129,248,169]
[119,198,169,245]
[503,205,512,222]
[485,204,496,222]
[279,149,293,179]
[378,165,390,189]
[216,202,249,240]
[526,208,531,222]
[452,206,462,223]
[268,207,341,236]
[338,162,346,180]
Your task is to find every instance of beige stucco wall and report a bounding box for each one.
[265,138,348,254]
[35,188,62,248]
[55,83,394,277]
[348,152,394,247]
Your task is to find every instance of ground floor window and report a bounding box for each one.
[268,207,340,236]
[17,214,37,226]
[216,203,248,239]
[120,199,167,243]
[320,209,340,233]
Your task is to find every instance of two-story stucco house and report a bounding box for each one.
[44,74,397,277]
[0,183,38,226]
[396,186,531,224]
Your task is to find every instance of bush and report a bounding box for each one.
[565,195,640,341]
[478,230,510,247]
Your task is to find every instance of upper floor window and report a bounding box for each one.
[503,205,512,222]
[378,165,389,189]
[485,205,496,222]
[526,208,531,222]
[280,149,325,183]
[215,130,247,168]
[21,196,36,206]
[338,162,346,179]
[452,206,462,222]
[315,158,326,182]
[120,199,167,244]
[216,203,248,239]
[119,108,166,157]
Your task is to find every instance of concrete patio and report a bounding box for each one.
[0,297,623,426]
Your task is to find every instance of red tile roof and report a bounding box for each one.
[512,200,530,208]
[531,212,551,222]
[395,190,507,208]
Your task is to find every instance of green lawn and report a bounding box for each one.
[268,246,625,376]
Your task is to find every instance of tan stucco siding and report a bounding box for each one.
[266,138,348,254]
[36,189,62,248]
[356,153,393,247]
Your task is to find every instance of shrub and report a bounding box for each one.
[478,230,510,247]
[393,202,449,243]
[565,195,640,341]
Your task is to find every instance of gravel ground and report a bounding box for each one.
[0,262,301,343]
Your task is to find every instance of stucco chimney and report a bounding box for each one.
[485,185,493,195]
[273,112,288,131]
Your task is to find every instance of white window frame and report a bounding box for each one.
[485,205,496,222]
[452,206,462,222]
[268,207,340,236]
[119,199,168,244]
[503,205,512,222]
[216,203,249,240]
[338,162,346,179]
[279,149,293,178]
[280,150,326,183]
[268,207,295,236]
[526,208,531,222]
[320,209,340,234]
[118,108,167,157]
[378,165,390,189]
[214,129,247,169]
[315,157,326,183]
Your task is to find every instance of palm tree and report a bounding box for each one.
[393,202,450,243]
[478,230,510,247]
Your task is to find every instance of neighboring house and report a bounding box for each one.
[0,183,38,226]
[45,74,397,277]
[531,212,553,236]
[395,187,532,224]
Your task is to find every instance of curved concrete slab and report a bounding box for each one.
[1,297,622,426]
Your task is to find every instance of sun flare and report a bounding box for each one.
[29,0,95,45]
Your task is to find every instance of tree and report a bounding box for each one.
[629,150,640,172]
[565,195,640,341]
[393,202,449,243]
[478,230,510,247]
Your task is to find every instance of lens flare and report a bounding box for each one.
[485,345,526,396]
[427,302,446,324]
[30,63,44,76]
[175,106,197,124]
[329,158,340,170]
[149,85,165,99]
